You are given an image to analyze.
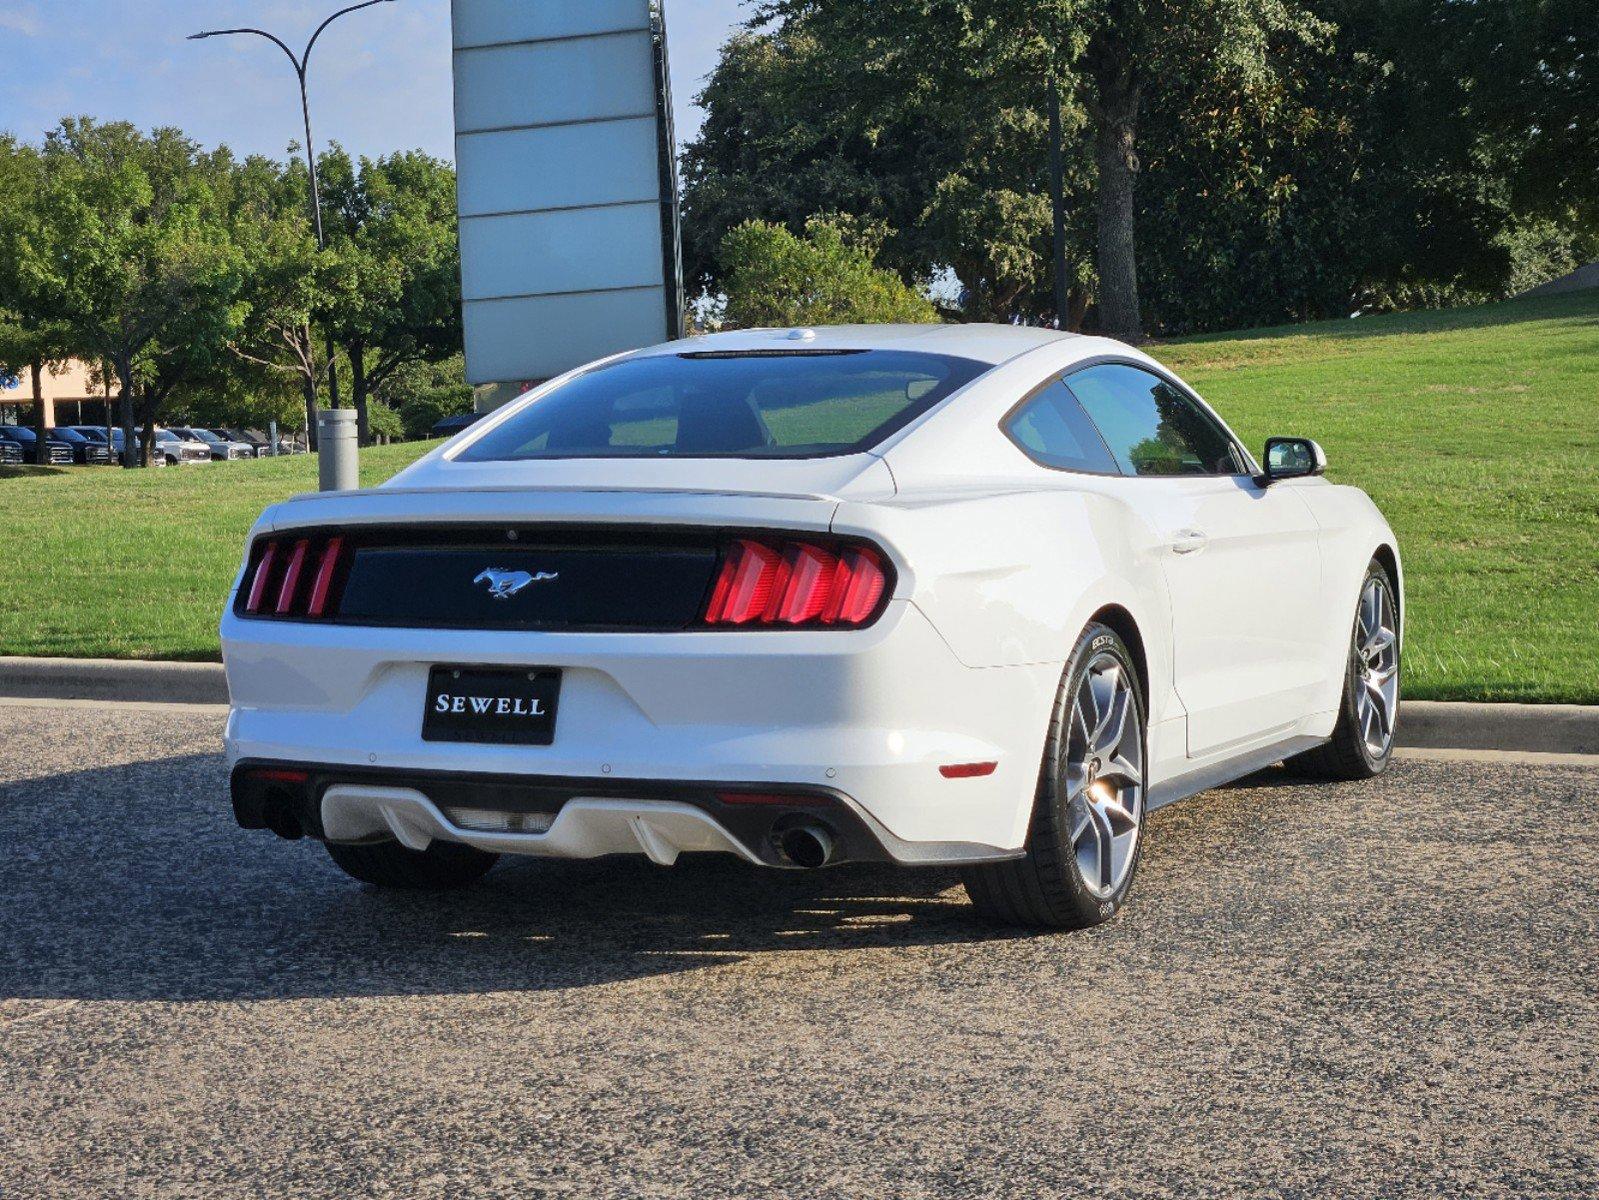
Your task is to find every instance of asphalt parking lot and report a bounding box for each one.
[2,703,1595,1200]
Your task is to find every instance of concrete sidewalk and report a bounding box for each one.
[2,654,1596,756]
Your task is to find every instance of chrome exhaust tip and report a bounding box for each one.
[777,823,834,869]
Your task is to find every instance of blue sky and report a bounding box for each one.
[0,1,750,161]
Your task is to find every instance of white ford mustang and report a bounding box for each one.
[222,323,1401,928]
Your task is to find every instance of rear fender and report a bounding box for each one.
[832,488,1177,727]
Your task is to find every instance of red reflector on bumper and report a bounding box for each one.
[939,762,997,779]
[250,768,310,784]
[714,790,831,806]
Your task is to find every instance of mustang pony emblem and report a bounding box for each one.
[473,568,558,600]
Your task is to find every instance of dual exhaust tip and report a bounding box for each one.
[776,822,834,870]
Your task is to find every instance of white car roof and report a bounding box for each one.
[640,322,1081,367]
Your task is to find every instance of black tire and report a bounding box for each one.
[960,621,1148,930]
[1287,559,1400,780]
[324,839,499,890]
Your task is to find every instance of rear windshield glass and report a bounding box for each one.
[455,349,990,461]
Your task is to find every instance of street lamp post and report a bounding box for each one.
[189,0,396,451]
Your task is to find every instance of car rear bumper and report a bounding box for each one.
[221,601,1062,860]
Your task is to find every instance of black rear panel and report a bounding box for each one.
[242,525,722,631]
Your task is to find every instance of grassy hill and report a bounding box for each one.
[1159,290,1598,704]
[2,288,1595,702]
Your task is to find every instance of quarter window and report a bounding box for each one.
[1004,379,1119,474]
[1065,364,1240,477]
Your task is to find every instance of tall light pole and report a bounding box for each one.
[189,0,396,450]
[1048,80,1069,330]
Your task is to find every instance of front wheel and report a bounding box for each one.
[1288,560,1400,779]
[961,622,1148,929]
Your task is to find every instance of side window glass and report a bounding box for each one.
[1066,364,1240,477]
[1004,379,1120,475]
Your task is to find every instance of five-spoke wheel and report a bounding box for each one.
[1353,574,1399,759]
[1289,559,1401,779]
[962,622,1147,928]
[1066,653,1145,899]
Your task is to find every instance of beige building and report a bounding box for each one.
[0,360,118,427]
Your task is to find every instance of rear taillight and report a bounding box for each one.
[702,537,890,629]
[240,533,350,619]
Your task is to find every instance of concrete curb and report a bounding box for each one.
[1,657,1596,756]
[0,656,228,706]
[1397,700,1599,756]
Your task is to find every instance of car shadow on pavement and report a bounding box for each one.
[2,752,1018,1004]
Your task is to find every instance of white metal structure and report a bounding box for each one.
[452,0,682,386]
[222,324,1401,927]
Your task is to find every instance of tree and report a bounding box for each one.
[754,0,1330,341]
[0,137,81,464]
[319,147,461,446]
[17,120,244,467]
[222,153,336,444]
[717,217,938,328]
[682,25,1095,324]
[375,354,474,441]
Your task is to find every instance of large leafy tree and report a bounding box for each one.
[0,136,81,464]
[224,157,334,445]
[17,120,245,466]
[319,147,461,446]
[682,24,1094,324]
[700,1,1328,339]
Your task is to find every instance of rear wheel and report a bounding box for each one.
[324,839,499,890]
[1288,560,1399,779]
[961,622,1147,929]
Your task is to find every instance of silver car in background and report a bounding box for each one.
[152,428,212,465]
[171,426,254,461]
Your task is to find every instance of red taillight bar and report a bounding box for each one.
[306,536,344,617]
[243,540,279,614]
[701,536,890,629]
[275,539,310,614]
[240,534,348,620]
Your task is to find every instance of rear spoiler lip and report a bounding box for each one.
[255,488,848,543]
[278,483,837,505]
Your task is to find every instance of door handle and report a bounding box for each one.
[1170,529,1209,555]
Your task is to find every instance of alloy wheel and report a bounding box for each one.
[1064,653,1144,899]
[1353,577,1399,758]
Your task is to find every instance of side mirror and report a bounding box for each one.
[1259,436,1327,484]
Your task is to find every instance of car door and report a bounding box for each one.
[1064,362,1327,759]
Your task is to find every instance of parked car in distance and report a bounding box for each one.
[213,428,267,458]
[0,437,21,465]
[430,412,482,439]
[0,425,75,465]
[171,426,254,461]
[47,426,114,465]
[69,426,157,466]
[224,323,1402,930]
[152,428,212,465]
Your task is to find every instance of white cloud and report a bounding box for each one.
[0,4,42,35]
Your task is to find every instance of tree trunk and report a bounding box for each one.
[348,339,370,447]
[302,372,319,456]
[1090,47,1143,343]
[140,396,158,470]
[1065,286,1092,332]
[29,359,49,466]
[115,351,138,468]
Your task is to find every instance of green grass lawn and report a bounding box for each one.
[1159,290,1599,703]
[0,443,439,663]
[2,289,1596,701]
